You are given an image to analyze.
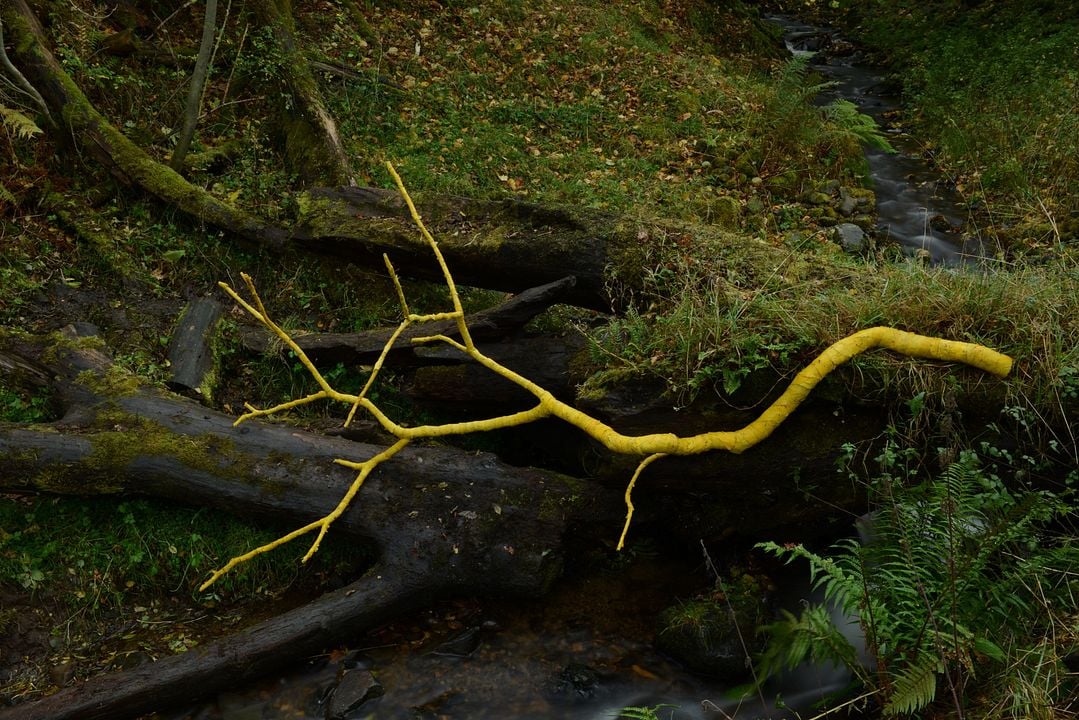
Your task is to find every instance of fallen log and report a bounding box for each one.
[0,328,610,719]
[237,275,580,365]
[290,186,645,310]
[3,0,707,311]
[166,296,222,399]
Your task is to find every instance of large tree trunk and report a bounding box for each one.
[249,0,356,186]
[0,327,612,720]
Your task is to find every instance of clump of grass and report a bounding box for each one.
[586,230,1079,444]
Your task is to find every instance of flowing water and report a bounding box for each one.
[165,552,864,720]
[771,17,987,263]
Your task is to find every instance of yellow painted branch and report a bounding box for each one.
[204,164,1014,588]
[617,453,667,551]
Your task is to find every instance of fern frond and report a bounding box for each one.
[0,106,43,140]
[823,99,895,152]
[884,654,941,715]
[756,605,864,683]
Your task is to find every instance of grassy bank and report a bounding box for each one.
[845,0,1079,257]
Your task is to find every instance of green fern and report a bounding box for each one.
[756,604,868,685]
[757,443,1077,717]
[615,704,679,720]
[0,105,43,140]
[824,99,895,152]
[885,654,942,715]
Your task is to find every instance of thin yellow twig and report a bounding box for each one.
[617,453,667,551]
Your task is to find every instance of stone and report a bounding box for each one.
[709,195,742,229]
[327,669,384,719]
[833,223,865,252]
[655,598,761,680]
[547,662,602,701]
[838,189,858,217]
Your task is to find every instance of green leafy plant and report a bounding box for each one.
[823,99,895,153]
[616,703,679,720]
[757,446,1078,717]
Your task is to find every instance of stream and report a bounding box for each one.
[770,17,986,262]
[164,552,861,720]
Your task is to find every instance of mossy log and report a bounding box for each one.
[291,186,646,310]
[0,327,609,720]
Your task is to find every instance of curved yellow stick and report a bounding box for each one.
[201,162,1014,587]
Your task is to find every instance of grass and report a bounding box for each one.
[313,0,872,220]
[0,495,369,609]
[585,239,1079,452]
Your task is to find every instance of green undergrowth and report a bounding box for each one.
[757,440,1079,718]
[0,495,369,609]
[846,0,1079,256]
[321,0,873,220]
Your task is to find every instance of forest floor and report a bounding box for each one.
[1,0,1077,715]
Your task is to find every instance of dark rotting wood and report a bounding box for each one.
[166,296,222,399]
[0,328,611,720]
[238,275,581,365]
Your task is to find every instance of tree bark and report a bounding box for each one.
[0,327,611,720]
[169,0,218,171]
[250,0,356,186]
[166,296,223,398]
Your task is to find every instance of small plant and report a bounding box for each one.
[616,704,679,720]
[756,444,1078,717]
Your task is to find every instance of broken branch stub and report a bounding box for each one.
[204,162,1014,588]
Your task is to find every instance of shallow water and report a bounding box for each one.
[166,553,863,720]
[771,17,986,263]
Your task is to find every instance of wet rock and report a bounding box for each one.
[547,662,602,701]
[833,223,865,252]
[327,669,384,719]
[838,188,859,217]
[655,599,760,680]
[929,214,957,233]
[432,624,483,657]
